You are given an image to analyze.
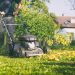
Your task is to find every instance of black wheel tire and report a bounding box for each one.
[8,44,14,56]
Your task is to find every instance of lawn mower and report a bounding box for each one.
[14,34,43,57]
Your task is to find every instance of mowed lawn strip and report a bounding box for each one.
[0,50,75,75]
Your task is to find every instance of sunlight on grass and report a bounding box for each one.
[47,50,75,61]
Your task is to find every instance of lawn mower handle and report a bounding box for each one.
[0,13,14,50]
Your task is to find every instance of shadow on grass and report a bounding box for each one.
[41,61,75,75]
[42,61,75,66]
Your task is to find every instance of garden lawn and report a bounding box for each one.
[0,50,75,75]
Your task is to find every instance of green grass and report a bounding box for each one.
[0,50,75,75]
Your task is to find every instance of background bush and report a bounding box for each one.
[50,33,73,50]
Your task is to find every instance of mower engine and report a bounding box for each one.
[14,35,43,57]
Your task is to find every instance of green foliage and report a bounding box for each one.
[15,0,58,42]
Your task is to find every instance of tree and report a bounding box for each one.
[15,0,58,52]
[38,0,50,2]
[68,0,75,10]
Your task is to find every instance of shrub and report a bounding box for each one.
[54,33,72,46]
[50,33,72,50]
